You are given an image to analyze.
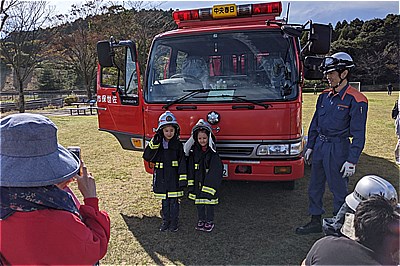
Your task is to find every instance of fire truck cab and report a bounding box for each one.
[96,1,331,189]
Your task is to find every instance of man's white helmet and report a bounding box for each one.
[156,111,180,133]
[346,175,398,211]
[320,52,355,74]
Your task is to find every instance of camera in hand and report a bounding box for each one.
[67,146,81,175]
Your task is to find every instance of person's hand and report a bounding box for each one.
[152,132,162,145]
[76,160,97,199]
[304,148,313,165]
[340,161,356,178]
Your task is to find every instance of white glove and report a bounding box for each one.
[340,161,356,178]
[304,149,313,165]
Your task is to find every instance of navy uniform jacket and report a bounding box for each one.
[143,136,187,199]
[306,84,368,164]
[187,144,223,205]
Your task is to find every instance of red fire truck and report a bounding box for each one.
[96,1,331,189]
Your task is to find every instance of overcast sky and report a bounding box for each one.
[50,0,399,25]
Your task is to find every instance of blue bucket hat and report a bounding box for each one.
[0,113,80,187]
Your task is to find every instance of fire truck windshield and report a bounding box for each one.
[146,30,299,103]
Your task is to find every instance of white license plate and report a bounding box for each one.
[223,164,228,177]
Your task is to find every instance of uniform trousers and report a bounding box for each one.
[309,137,349,216]
[197,204,214,222]
[162,198,179,225]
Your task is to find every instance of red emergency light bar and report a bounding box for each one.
[172,2,282,23]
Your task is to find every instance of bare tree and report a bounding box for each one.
[0,1,54,112]
[54,0,106,100]
[0,0,19,32]
[125,1,176,75]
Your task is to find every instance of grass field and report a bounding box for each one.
[10,92,400,265]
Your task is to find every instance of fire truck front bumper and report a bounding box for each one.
[221,157,304,182]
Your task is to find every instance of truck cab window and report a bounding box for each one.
[100,46,138,104]
[146,30,299,103]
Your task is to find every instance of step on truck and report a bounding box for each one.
[96,1,331,189]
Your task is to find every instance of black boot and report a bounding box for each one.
[170,219,179,232]
[295,215,322,235]
[159,220,170,232]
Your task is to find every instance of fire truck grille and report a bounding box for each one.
[217,147,254,156]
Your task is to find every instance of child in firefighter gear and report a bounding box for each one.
[322,175,398,237]
[296,52,368,235]
[184,119,223,232]
[143,111,187,232]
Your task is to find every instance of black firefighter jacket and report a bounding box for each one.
[143,136,187,199]
[187,144,223,205]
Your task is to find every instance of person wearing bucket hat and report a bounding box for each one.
[143,111,187,232]
[302,195,399,266]
[0,113,110,265]
[296,52,368,235]
[184,119,223,232]
[322,175,398,238]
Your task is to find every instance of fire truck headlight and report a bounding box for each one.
[290,141,303,156]
[257,141,303,156]
[257,144,289,156]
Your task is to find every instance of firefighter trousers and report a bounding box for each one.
[308,138,349,216]
[161,198,179,225]
[197,204,214,222]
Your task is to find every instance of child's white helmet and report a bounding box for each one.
[156,111,180,133]
[191,119,212,135]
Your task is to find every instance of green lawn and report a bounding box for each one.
[37,92,400,264]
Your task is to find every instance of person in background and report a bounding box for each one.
[322,175,398,237]
[184,119,223,232]
[387,82,393,95]
[143,111,187,232]
[0,113,110,265]
[394,98,400,164]
[313,84,318,95]
[296,52,368,235]
[302,195,399,265]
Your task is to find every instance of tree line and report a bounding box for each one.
[0,0,398,112]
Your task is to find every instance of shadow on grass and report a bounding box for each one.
[120,181,320,265]
[353,153,399,189]
[120,152,398,265]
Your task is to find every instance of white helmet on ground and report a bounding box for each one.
[346,175,398,211]
[320,52,355,74]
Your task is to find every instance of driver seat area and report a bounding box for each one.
[181,56,209,87]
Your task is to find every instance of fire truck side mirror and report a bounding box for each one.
[97,41,113,67]
[303,56,324,80]
[308,23,332,55]
[281,25,302,38]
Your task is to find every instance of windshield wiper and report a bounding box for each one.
[229,95,271,109]
[200,94,271,109]
[162,88,210,110]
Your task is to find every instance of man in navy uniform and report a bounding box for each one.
[296,52,368,235]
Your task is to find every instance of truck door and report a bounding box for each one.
[96,40,145,151]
